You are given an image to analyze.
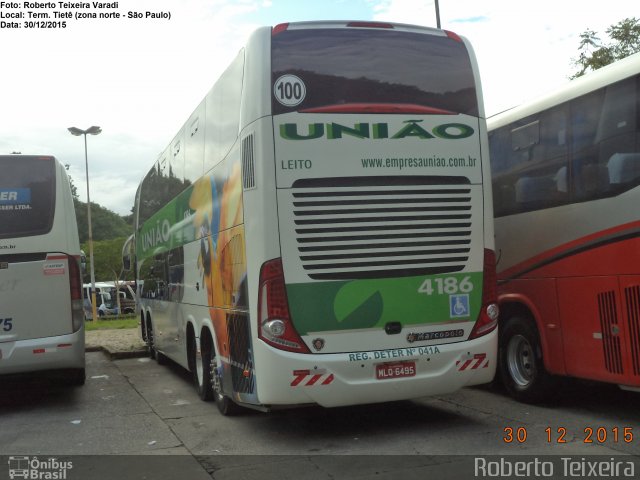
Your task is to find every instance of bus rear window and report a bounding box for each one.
[271,28,478,116]
[0,156,56,239]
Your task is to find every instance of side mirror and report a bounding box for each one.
[80,250,87,273]
[122,255,131,271]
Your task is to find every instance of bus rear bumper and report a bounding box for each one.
[0,330,85,376]
[253,330,497,408]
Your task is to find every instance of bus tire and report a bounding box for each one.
[211,347,240,416]
[156,349,168,366]
[140,312,147,342]
[499,314,556,404]
[146,316,157,360]
[149,316,167,365]
[195,333,214,401]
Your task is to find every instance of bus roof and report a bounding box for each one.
[488,52,640,131]
[272,20,445,36]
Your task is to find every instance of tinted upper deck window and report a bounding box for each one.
[0,156,56,239]
[271,28,478,116]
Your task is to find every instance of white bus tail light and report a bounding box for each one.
[444,30,463,43]
[346,21,394,29]
[68,254,84,332]
[272,23,289,36]
[469,249,499,339]
[258,258,310,353]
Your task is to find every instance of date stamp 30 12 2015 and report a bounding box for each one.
[502,426,635,445]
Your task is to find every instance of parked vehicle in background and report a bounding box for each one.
[83,282,115,319]
[113,281,136,314]
[83,281,136,318]
[0,154,85,385]
[488,52,640,403]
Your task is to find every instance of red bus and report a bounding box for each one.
[488,52,640,402]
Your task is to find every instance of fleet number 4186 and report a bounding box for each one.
[418,276,473,295]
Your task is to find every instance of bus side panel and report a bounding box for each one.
[152,298,178,360]
[558,274,640,387]
[498,279,566,376]
[500,228,640,385]
[238,30,278,402]
[186,139,256,402]
[620,275,640,384]
[237,117,281,405]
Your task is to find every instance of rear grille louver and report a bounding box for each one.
[289,176,473,280]
[241,134,256,190]
[598,290,624,375]
[624,285,640,376]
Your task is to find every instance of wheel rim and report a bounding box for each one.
[195,348,204,386]
[506,334,536,387]
[147,324,154,350]
[210,354,223,400]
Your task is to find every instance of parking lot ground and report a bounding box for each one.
[2,351,640,480]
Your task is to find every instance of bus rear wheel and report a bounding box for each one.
[145,317,156,360]
[210,349,240,416]
[194,336,214,401]
[499,315,556,404]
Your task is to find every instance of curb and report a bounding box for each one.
[108,349,149,360]
[86,346,149,360]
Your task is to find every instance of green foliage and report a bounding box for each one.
[81,236,134,283]
[572,18,640,79]
[66,170,134,284]
[74,198,132,244]
[65,164,79,199]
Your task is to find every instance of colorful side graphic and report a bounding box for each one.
[137,160,248,358]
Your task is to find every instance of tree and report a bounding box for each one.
[64,171,135,283]
[74,198,132,243]
[571,17,640,79]
[81,236,134,282]
[65,164,79,199]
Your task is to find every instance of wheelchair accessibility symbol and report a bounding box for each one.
[450,294,470,318]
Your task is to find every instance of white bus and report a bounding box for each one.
[489,53,640,402]
[83,282,114,319]
[0,155,85,385]
[128,21,498,414]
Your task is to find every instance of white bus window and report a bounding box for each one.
[0,157,56,238]
[572,77,639,200]
[271,28,478,116]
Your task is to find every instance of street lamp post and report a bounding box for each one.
[68,125,102,321]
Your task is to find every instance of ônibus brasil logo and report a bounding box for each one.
[8,456,73,480]
[279,120,474,141]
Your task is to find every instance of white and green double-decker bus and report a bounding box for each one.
[127,20,498,415]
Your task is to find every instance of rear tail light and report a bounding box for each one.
[346,21,394,29]
[273,21,395,36]
[469,249,499,339]
[445,30,463,42]
[68,254,84,332]
[272,23,289,36]
[258,258,310,353]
